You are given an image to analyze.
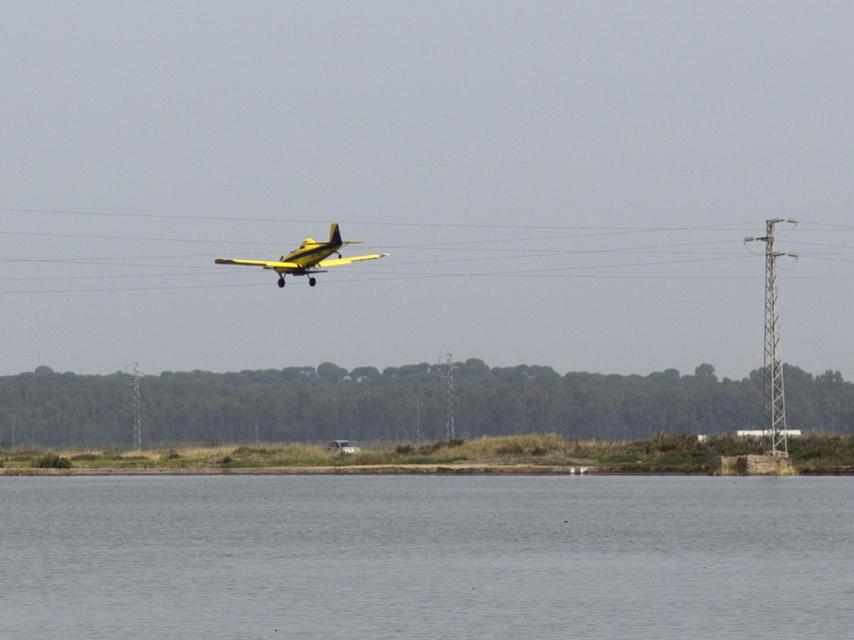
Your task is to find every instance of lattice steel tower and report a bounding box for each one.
[126,362,143,449]
[439,353,456,440]
[746,219,797,457]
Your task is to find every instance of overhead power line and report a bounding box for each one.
[0,273,768,296]
[0,281,272,295]
[786,240,854,252]
[0,229,286,246]
[796,220,854,231]
[10,267,854,296]
[0,270,232,283]
[0,239,751,268]
[0,207,763,231]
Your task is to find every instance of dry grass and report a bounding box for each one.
[435,433,581,461]
[8,436,581,468]
[0,435,644,469]
[4,433,853,474]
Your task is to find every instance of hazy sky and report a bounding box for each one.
[2,1,854,378]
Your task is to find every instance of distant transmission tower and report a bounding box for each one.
[745,218,798,457]
[414,386,423,441]
[126,362,143,449]
[439,353,457,440]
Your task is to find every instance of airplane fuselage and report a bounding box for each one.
[275,239,341,274]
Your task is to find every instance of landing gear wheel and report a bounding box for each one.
[277,278,285,288]
[308,277,317,287]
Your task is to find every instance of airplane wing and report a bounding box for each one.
[214,258,301,269]
[317,253,389,268]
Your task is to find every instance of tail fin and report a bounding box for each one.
[329,223,342,245]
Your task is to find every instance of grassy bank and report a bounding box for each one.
[1,433,853,474]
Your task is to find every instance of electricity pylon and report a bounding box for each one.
[439,353,456,440]
[745,219,798,457]
[126,362,143,449]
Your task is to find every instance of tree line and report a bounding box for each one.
[1,360,853,447]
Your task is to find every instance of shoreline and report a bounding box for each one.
[4,434,854,476]
[0,463,592,477]
[3,464,853,476]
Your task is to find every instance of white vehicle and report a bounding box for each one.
[327,440,360,454]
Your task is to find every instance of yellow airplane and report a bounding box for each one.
[214,223,388,288]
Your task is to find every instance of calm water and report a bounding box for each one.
[1,476,852,640]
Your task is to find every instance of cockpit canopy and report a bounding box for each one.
[300,237,318,248]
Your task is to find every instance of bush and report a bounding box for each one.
[395,445,413,455]
[35,454,72,469]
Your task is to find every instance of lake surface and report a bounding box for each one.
[1,476,852,639]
